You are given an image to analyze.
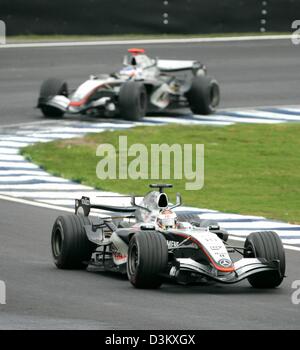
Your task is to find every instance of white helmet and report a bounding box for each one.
[156,209,178,230]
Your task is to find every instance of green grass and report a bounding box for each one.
[6,32,289,43]
[22,123,300,224]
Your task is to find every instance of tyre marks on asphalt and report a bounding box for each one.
[0,107,300,246]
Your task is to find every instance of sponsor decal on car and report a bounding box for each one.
[210,246,223,250]
[218,258,232,268]
[113,252,127,261]
[167,240,180,249]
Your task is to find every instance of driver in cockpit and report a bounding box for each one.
[156,208,178,230]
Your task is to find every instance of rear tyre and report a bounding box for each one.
[51,214,96,269]
[244,231,285,288]
[127,231,168,288]
[118,82,147,121]
[38,78,68,117]
[186,75,220,115]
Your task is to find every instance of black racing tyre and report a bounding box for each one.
[244,231,285,288]
[51,214,96,269]
[127,231,168,289]
[186,75,220,115]
[118,81,147,121]
[38,78,68,117]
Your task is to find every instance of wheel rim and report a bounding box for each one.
[53,227,63,258]
[128,242,139,275]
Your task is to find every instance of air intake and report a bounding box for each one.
[157,193,168,208]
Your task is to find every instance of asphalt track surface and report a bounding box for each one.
[0,39,300,329]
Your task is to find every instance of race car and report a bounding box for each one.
[38,48,220,120]
[51,184,286,289]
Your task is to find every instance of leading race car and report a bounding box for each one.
[38,48,220,121]
[51,184,286,289]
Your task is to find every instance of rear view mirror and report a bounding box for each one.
[123,55,128,66]
[170,193,182,209]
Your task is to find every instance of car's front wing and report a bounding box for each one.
[172,258,281,284]
[39,95,70,112]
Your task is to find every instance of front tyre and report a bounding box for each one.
[38,78,68,117]
[127,231,168,289]
[244,231,285,288]
[51,214,96,269]
[118,81,147,121]
[186,75,220,115]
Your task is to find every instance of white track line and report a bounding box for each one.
[0,136,51,143]
[0,154,26,161]
[0,141,29,148]
[29,133,84,139]
[0,35,291,49]
[0,183,93,190]
[220,221,297,229]
[0,175,69,183]
[0,193,74,213]
[231,110,300,121]
[282,107,300,114]
[0,148,19,154]
[282,239,300,245]
[0,120,59,129]
[0,162,39,169]
[0,170,50,176]
[36,199,76,206]
[144,116,233,126]
[0,191,102,198]
[200,212,265,220]
[193,114,284,124]
[283,245,300,252]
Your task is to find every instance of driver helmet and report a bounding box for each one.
[119,65,136,78]
[156,209,178,230]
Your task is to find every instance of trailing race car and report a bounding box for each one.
[51,184,286,289]
[38,48,220,120]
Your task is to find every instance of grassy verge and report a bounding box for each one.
[22,123,300,224]
[6,32,289,43]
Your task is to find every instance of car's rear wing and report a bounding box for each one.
[75,196,137,217]
[75,184,182,216]
[157,59,203,73]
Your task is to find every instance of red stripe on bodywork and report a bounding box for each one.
[69,83,104,108]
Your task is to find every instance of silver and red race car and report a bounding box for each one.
[51,184,285,289]
[38,48,220,120]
